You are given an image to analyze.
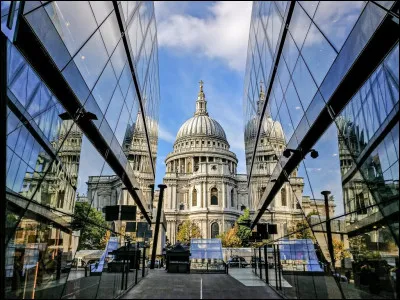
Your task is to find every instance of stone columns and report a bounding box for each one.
[172,185,177,210]
[222,181,226,208]
[201,182,204,207]
[205,182,208,207]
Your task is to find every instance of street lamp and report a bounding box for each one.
[283,148,319,159]
[59,111,98,121]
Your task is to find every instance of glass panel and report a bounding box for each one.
[301,23,337,86]
[292,56,317,110]
[289,4,312,50]
[313,1,366,52]
[99,11,121,56]
[282,33,300,74]
[44,1,98,56]
[103,87,124,133]
[24,5,72,70]
[73,30,108,90]
[91,61,118,114]
[89,1,114,25]
[299,1,319,17]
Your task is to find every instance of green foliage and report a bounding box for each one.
[218,224,242,247]
[333,238,351,261]
[349,235,381,260]
[73,202,108,250]
[306,210,319,218]
[237,209,252,246]
[176,220,202,244]
[6,213,19,228]
[289,219,315,240]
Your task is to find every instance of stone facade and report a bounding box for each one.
[164,82,335,243]
[85,111,160,248]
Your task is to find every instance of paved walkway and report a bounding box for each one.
[228,268,291,287]
[122,268,282,299]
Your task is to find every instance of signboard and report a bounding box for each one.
[104,206,137,221]
[137,222,149,236]
[23,244,40,273]
[144,230,153,239]
[120,205,137,220]
[126,222,136,232]
[90,237,119,273]
[104,206,119,221]
[137,222,152,239]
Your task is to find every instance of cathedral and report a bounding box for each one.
[163,81,334,243]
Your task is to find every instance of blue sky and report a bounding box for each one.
[154,1,252,184]
[77,1,345,216]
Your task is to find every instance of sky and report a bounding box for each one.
[77,1,345,217]
[154,1,252,184]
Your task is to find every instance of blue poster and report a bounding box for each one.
[90,237,119,273]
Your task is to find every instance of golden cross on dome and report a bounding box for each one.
[199,80,204,92]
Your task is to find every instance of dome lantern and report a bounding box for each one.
[195,80,208,116]
[175,81,228,145]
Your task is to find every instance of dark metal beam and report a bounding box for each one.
[248,1,296,186]
[112,1,156,181]
[251,7,399,229]
[14,16,151,224]
[1,31,8,300]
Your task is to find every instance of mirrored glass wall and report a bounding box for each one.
[2,1,160,299]
[243,1,398,298]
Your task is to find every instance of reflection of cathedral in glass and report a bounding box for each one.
[337,116,372,222]
[86,110,157,232]
[20,120,82,214]
[338,114,399,244]
[244,83,333,236]
[336,46,399,253]
[163,82,331,243]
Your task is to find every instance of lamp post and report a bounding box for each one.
[321,191,335,269]
[150,184,167,269]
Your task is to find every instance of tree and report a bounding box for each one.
[349,235,381,260]
[72,202,109,250]
[176,220,202,244]
[332,238,351,262]
[100,230,111,249]
[289,219,314,240]
[236,208,252,246]
[306,210,319,218]
[218,224,242,247]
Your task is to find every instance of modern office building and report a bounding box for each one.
[2,1,160,299]
[244,1,398,299]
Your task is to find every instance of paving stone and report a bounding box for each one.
[121,268,282,299]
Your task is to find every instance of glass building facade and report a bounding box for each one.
[244,1,398,299]
[2,1,159,299]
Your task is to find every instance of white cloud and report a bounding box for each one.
[155,1,252,72]
[158,124,176,143]
[306,167,322,172]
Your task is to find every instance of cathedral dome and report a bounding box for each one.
[176,115,227,142]
[245,115,285,143]
[174,80,228,144]
[245,83,285,143]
